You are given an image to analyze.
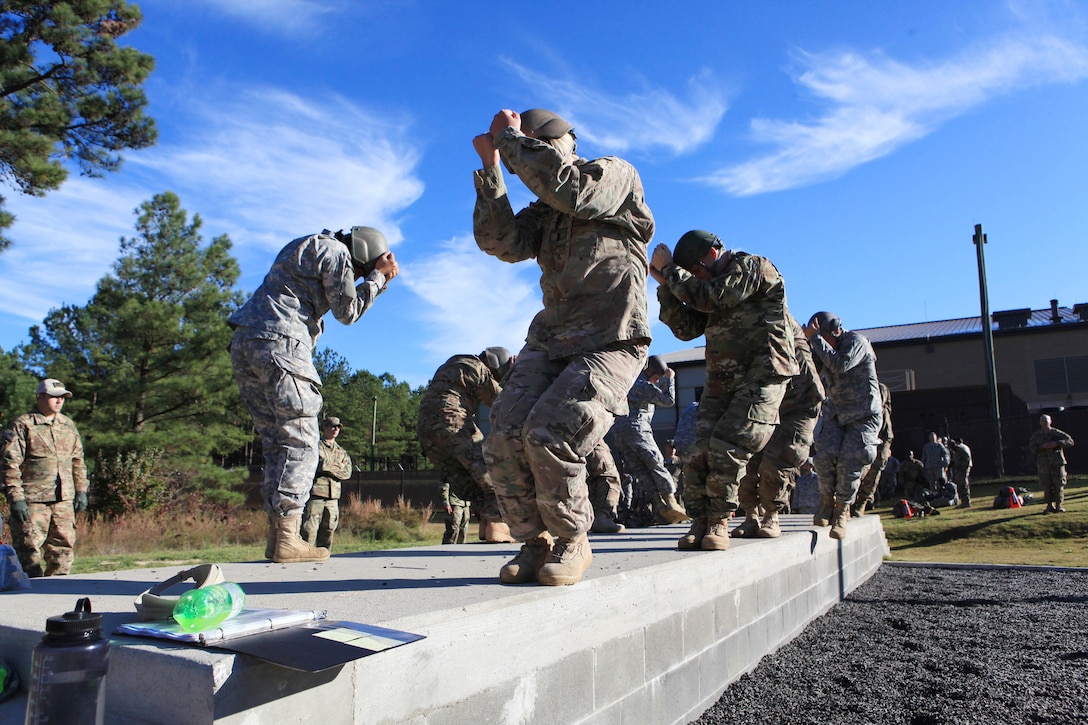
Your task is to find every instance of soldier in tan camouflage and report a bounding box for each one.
[417,348,515,544]
[651,230,798,551]
[439,480,471,544]
[1030,414,1074,513]
[301,416,352,551]
[2,379,88,576]
[473,108,652,585]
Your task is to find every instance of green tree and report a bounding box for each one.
[0,1,156,251]
[0,345,37,425]
[29,191,248,510]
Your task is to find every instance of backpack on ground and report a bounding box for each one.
[993,486,1023,509]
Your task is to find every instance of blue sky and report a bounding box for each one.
[2,0,1087,388]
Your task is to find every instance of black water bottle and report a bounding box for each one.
[25,597,110,725]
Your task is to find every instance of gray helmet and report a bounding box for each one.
[809,311,842,333]
[479,346,513,378]
[645,355,668,377]
[520,109,573,139]
[336,226,388,271]
[672,230,721,272]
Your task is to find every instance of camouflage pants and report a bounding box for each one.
[301,496,339,549]
[952,467,972,506]
[484,342,645,541]
[685,375,788,520]
[814,413,881,505]
[442,501,471,544]
[737,403,819,515]
[10,500,76,577]
[924,465,947,488]
[418,423,499,519]
[231,333,322,517]
[586,440,622,515]
[1038,463,1067,507]
[856,439,892,506]
[610,428,676,497]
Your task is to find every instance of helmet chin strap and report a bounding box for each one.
[133,564,226,621]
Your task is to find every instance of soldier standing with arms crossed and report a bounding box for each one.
[2,379,88,576]
[1030,414,1074,513]
[301,416,352,551]
[472,108,653,586]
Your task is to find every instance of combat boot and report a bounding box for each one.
[264,512,276,560]
[814,493,835,527]
[730,513,761,538]
[702,517,731,550]
[757,510,781,538]
[272,515,330,563]
[484,519,516,543]
[591,509,626,534]
[678,517,708,550]
[537,533,593,586]
[656,493,690,524]
[829,500,850,541]
[499,534,552,584]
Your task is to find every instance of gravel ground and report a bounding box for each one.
[692,563,1088,725]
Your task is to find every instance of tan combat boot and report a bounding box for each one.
[730,513,761,538]
[499,534,553,584]
[829,500,851,541]
[701,517,731,551]
[484,519,517,543]
[757,510,781,538]
[537,533,593,586]
[272,514,330,563]
[590,509,626,534]
[656,493,690,524]
[814,493,835,527]
[677,517,708,550]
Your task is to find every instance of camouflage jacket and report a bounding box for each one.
[898,457,927,491]
[1029,427,1074,466]
[473,130,654,360]
[612,373,675,439]
[950,443,972,472]
[920,441,949,470]
[780,316,825,419]
[312,438,352,499]
[228,232,387,349]
[440,481,468,508]
[673,402,699,458]
[657,252,797,396]
[418,355,502,434]
[2,411,87,504]
[876,383,893,442]
[808,329,880,424]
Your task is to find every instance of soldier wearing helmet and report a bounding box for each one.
[471,107,654,586]
[650,230,797,551]
[417,348,516,544]
[228,226,398,564]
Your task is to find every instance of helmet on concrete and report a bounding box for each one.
[338,226,389,272]
[645,355,668,377]
[672,230,722,272]
[479,346,513,379]
[520,109,573,140]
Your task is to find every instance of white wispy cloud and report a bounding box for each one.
[400,235,539,365]
[707,32,1088,195]
[187,0,340,35]
[503,60,728,156]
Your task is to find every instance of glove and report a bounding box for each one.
[10,500,29,523]
[74,492,89,513]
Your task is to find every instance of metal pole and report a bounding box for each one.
[371,396,378,472]
[973,224,1005,476]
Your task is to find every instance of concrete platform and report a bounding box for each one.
[0,515,888,724]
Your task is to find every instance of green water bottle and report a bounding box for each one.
[172,582,246,632]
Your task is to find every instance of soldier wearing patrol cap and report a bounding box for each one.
[300,416,352,551]
[472,107,654,585]
[2,378,88,576]
[229,226,398,564]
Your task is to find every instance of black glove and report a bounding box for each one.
[74,492,89,513]
[10,500,30,523]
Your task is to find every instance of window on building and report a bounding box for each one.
[1034,356,1088,395]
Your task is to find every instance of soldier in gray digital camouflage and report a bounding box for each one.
[852,381,893,517]
[733,316,824,539]
[1030,414,1074,513]
[229,226,398,564]
[417,348,515,544]
[586,439,626,534]
[804,312,881,540]
[651,230,797,551]
[472,107,652,585]
[920,431,950,490]
[608,355,688,526]
[2,379,88,576]
[301,416,352,551]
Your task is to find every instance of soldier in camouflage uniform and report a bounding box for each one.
[805,312,881,540]
[920,432,950,490]
[949,438,973,508]
[2,379,88,576]
[853,382,893,516]
[439,481,471,544]
[651,230,797,551]
[898,451,928,501]
[587,439,626,534]
[608,356,688,526]
[733,316,824,538]
[229,226,397,564]
[1030,414,1075,513]
[472,108,652,585]
[301,416,352,550]
[417,348,514,544]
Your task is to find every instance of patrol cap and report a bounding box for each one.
[672,230,722,272]
[520,109,573,139]
[809,311,842,333]
[37,379,72,398]
[323,416,342,427]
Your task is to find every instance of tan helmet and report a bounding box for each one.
[520,109,573,139]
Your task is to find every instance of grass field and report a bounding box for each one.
[877,474,1088,567]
